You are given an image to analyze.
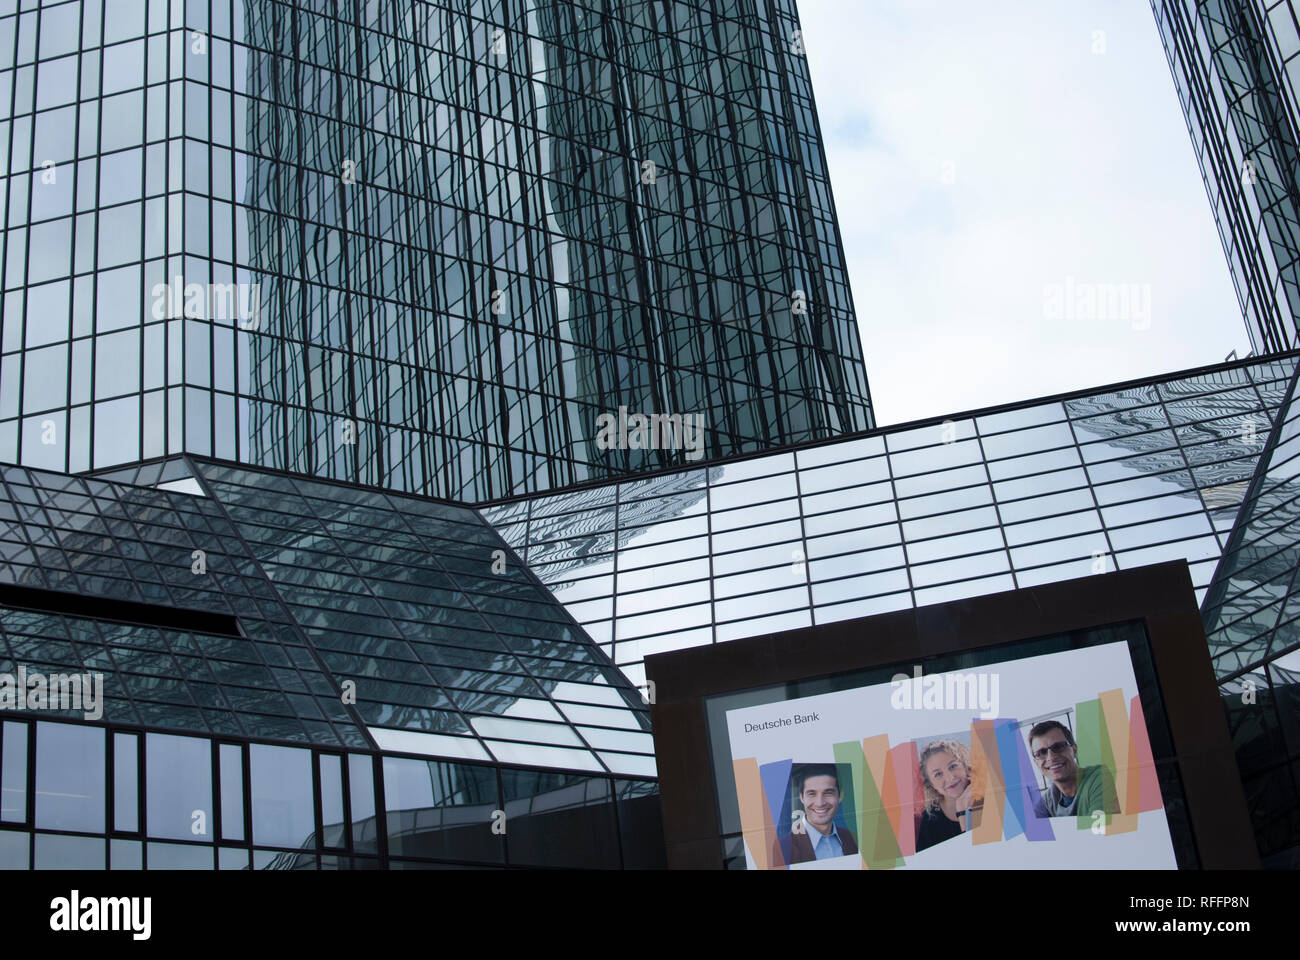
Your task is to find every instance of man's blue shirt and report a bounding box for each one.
[804,818,845,860]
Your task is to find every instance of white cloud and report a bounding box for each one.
[798,0,1248,425]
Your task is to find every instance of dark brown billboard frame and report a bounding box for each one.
[645,560,1257,869]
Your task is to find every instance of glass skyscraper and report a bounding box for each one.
[2,0,1300,871]
[1152,0,1300,863]
[1152,0,1300,355]
[0,0,873,503]
[0,0,870,870]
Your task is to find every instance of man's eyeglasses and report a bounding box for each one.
[1032,741,1072,762]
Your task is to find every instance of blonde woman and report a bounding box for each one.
[915,739,979,852]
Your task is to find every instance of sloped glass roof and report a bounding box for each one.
[0,457,651,775]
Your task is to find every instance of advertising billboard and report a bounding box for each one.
[725,636,1176,869]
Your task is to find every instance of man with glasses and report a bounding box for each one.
[1027,720,1119,818]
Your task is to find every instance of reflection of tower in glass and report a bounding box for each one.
[1201,365,1300,669]
[1066,367,1274,502]
[531,1,872,475]
[235,0,874,502]
[240,0,405,494]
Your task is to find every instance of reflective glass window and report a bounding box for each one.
[1015,558,1099,588]
[501,771,618,868]
[219,847,250,870]
[147,841,213,870]
[617,603,713,641]
[914,573,1016,607]
[887,419,977,452]
[811,568,911,606]
[1100,492,1204,527]
[35,722,103,833]
[1003,511,1103,547]
[893,464,988,499]
[888,438,983,477]
[1108,514,1214,551]
[712,539,806,577]
[795,435,886,468]
[977,402,1065,434]
[902,505,1000,542]
[348,754,376,853]
[709,472,798,510]
[979,421,1076,460]
[113,732,138,832]
[1,722,27,823]
[0,830,27,869]
[803,498,898,540]
[808,543,907,580]
[907,527,1007,565]
[709,454,793,485]
[1010,531,1110,570]
[798,456,889,493]
[382,757,501,863]
[618,578,710,614]
[110,839,142,870]
[250,744,314,850]
[909,551,1009,588]
[145,732,211,842]
[1115,535,1221,569]
[712,519,802,554]
[715,586,809,621]
[897,483,991,519]
[802,478,895,515]
[319,753,344,849]
[993,469,1091,507]
[710,497,800,532]
[34,833,103,869]
[985,447,1083,483]
[219,743,244,841]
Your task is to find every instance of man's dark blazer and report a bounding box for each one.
[789,824,858,864]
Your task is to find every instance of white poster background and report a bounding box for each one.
[725,641,1178,869]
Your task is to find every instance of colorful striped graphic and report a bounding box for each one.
[734,691,1166,868]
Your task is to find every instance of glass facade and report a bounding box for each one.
[0,456,654,773]
[0,0,872,502]
[0,717,662,868]
[0,0,1298,870]
[485,354,1296,691]
[1200,361,1300,862]
[1152,0,1300,354]
[1151,0,1300,862]
[0,454,660,867]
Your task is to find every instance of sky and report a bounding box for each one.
[797,0,1250,427]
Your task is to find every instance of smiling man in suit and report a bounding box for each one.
[789,763,858,863]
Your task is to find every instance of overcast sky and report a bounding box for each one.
[797,0,1249,427]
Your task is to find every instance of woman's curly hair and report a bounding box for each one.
[918,739,973,814]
